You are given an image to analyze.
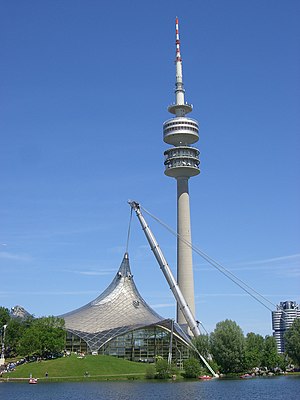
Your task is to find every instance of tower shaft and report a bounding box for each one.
[177,177,195,324]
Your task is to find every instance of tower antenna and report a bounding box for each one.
[175,17,182,62]
[169,17,191,116]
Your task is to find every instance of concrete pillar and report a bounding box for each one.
[176,177,195,326]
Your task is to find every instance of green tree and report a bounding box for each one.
[245,332,264,369]
[18,324,40,356]
[277,353,289,371]
[210,319,245,373]
[183,358,201,378]
[192,334,211,359]
[0,307,10,328]
[155,358,170,379]
[284,318,300,366]
[18,316,65,357]
[0,307,10,356]
[262,335,280,370]
[5,318,28,357]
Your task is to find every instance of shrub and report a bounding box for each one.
[155,359,170,379]
[183,358,201,378]
[145,364,156,379]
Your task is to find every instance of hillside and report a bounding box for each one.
[1,354,149,381]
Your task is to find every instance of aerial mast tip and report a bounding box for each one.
[175,17,181,62]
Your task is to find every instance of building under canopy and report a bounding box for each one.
[61,253,193,362]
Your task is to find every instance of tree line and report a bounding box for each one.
[0,307,65,359]
[192,318,300,374]
[1,306,299,374]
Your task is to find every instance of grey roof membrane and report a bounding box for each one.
[62,252,163,333]
[60,253,192,351]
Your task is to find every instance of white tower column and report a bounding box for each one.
[177,177,195,324]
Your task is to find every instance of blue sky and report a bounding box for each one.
[1,0,299,337]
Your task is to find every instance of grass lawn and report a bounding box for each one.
[2,354,150,381]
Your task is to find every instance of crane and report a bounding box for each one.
[128,200,218,377]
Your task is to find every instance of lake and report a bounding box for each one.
[0,375,299,400]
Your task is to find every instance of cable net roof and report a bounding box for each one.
[60,253,191,352]
[62,253,163,333]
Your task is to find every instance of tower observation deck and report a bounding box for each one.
[163,18,199,330]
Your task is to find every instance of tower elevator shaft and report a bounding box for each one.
[177,177,195,325]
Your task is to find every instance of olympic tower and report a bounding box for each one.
[163,18,200,329]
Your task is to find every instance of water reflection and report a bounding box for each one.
[0,376,299,400]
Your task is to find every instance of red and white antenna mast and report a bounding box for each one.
[175,17,182,62]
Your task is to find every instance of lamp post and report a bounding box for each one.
[0,324,7,366]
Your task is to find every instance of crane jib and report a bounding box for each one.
[128,200,218,378]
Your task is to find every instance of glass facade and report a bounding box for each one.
[65,326,190,364]
[66,331,88,354]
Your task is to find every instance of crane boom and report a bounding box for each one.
[128,200,218,377]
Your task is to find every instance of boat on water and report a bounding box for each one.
[199,375,212,380]
[29,378,38,384]
[240,373,253,379]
